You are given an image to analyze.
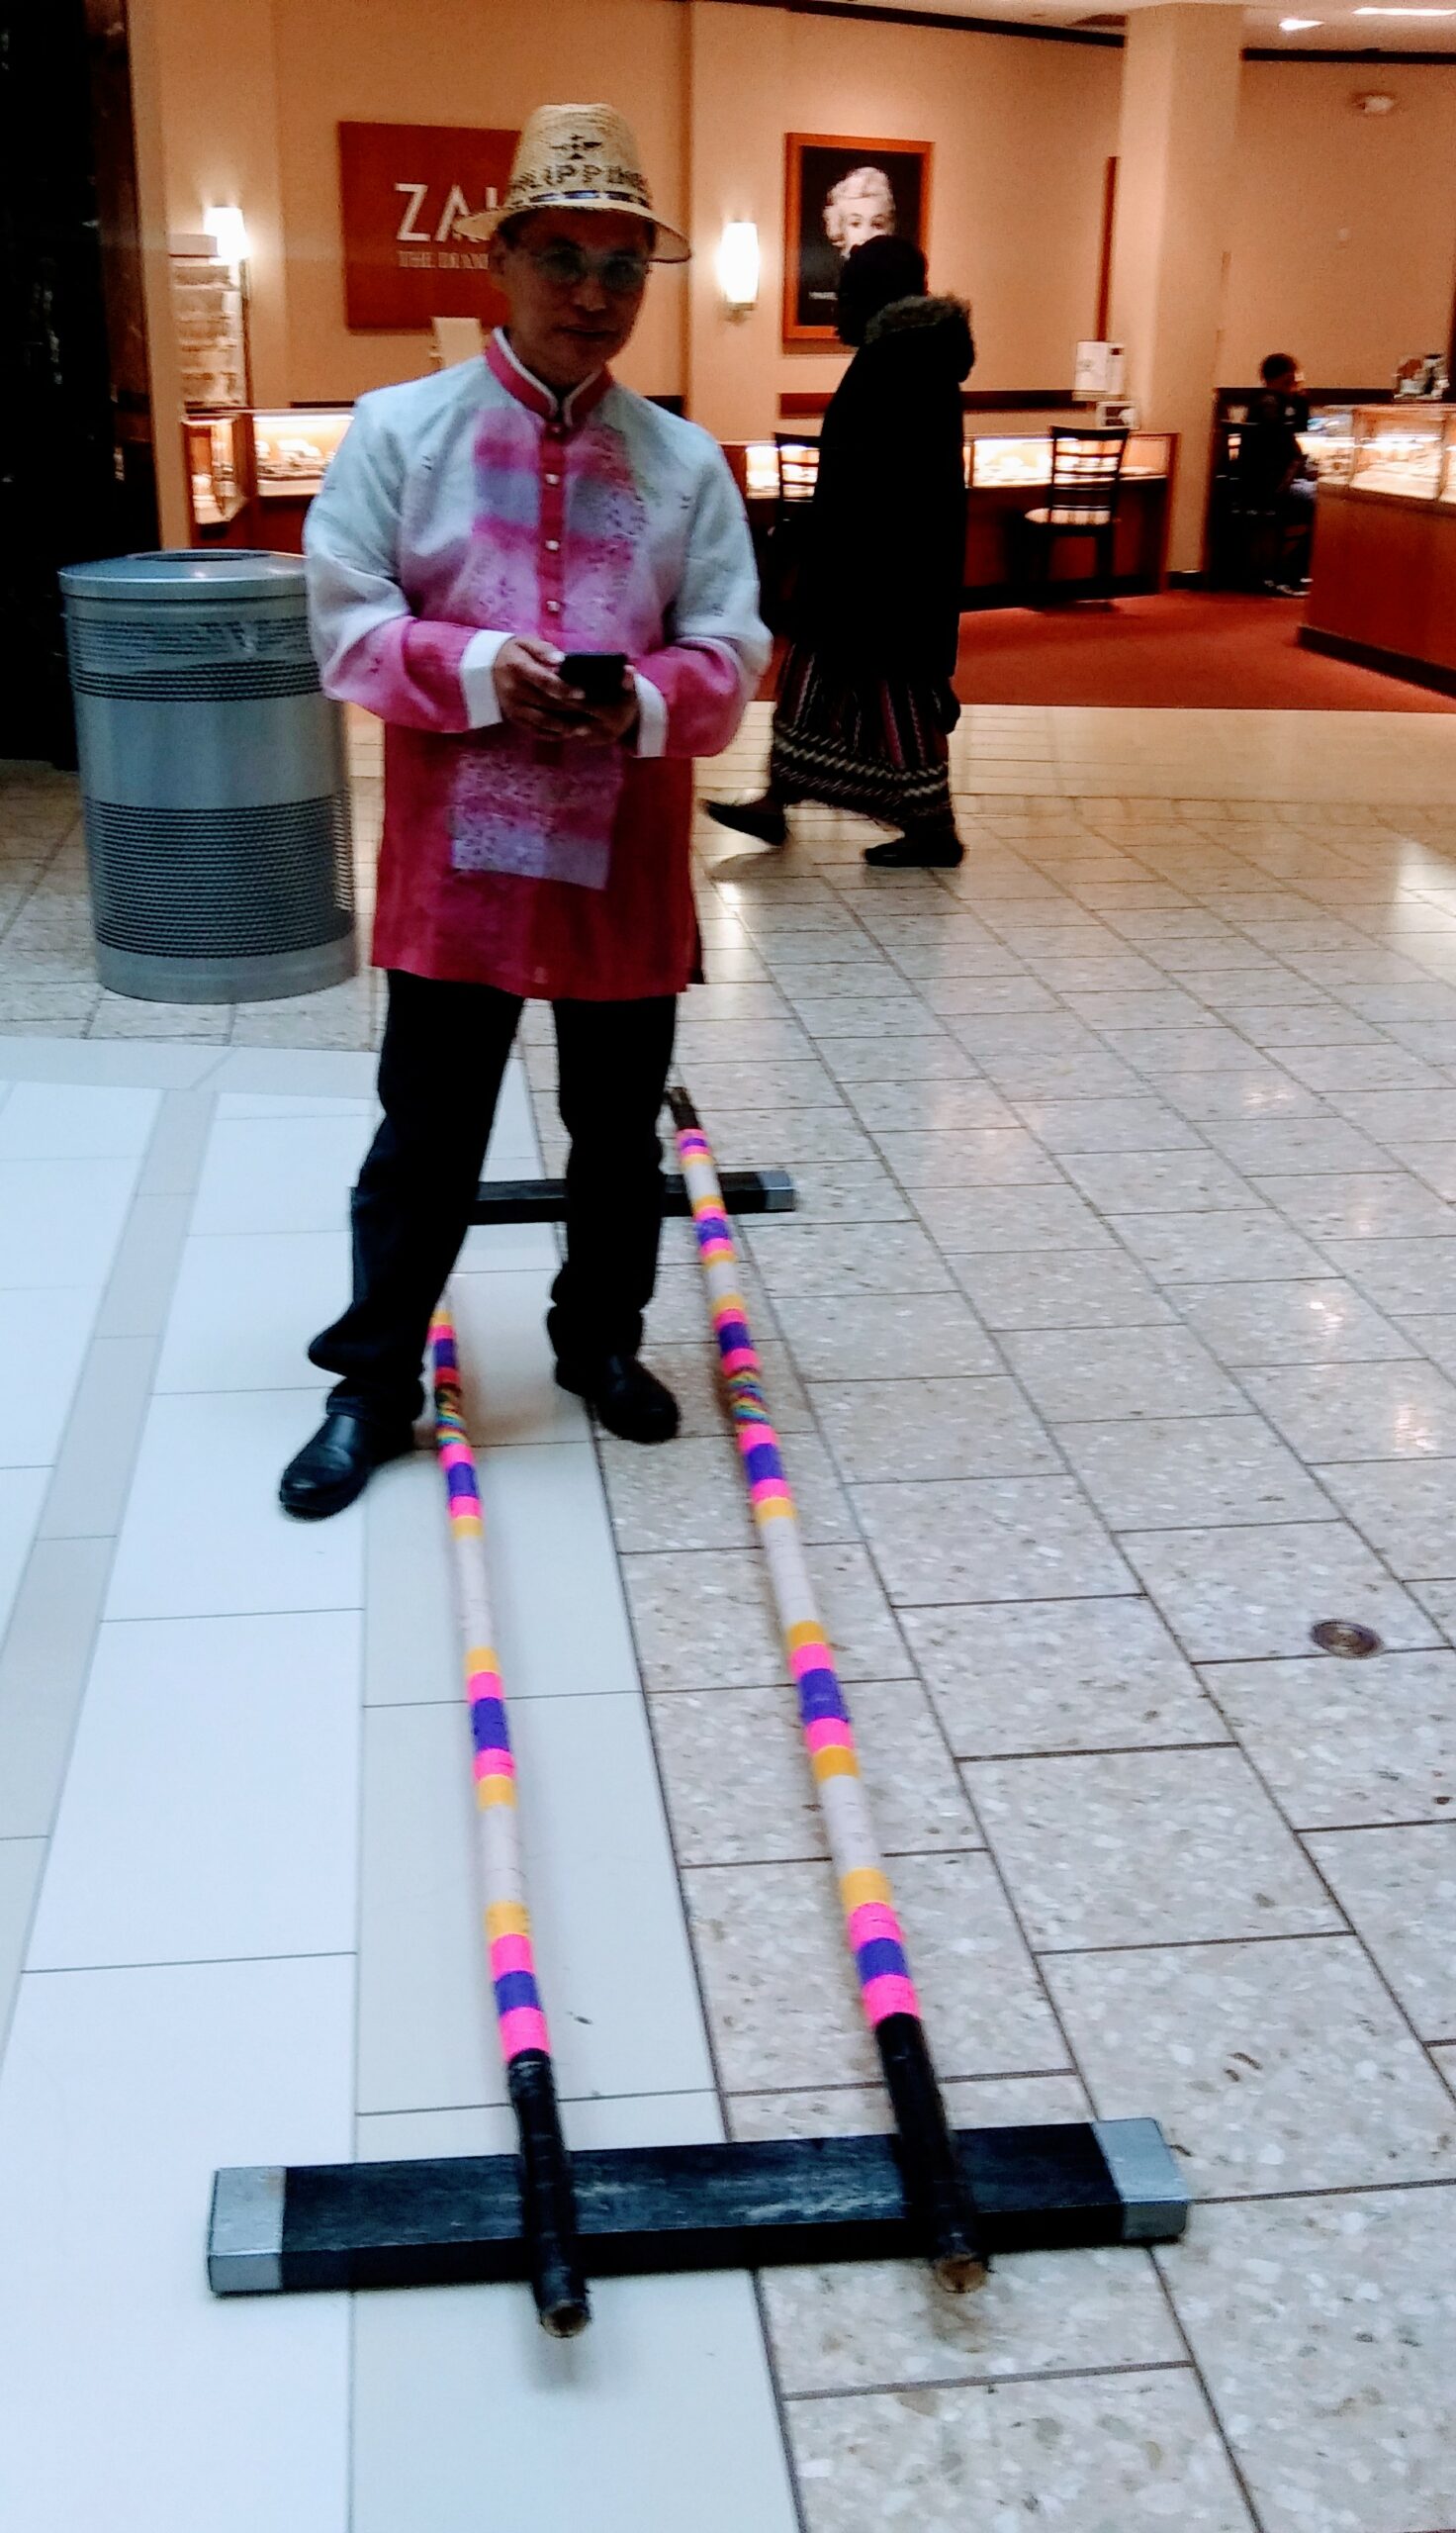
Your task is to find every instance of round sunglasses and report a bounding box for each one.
[516,240,652,297]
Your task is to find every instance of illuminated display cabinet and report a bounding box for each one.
[183,408,355,550]
[253,411,353,499]
[735,427,1176,606]
[188,404,1176,603]
[1302,405,1456,696]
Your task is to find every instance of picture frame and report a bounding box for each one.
[782,133,933,349]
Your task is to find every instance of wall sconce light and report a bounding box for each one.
[718,222,760,318]
[202,205,250,268]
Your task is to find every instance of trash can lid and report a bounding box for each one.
[59,550,308,603]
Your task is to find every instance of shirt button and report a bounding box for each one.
[545,538,560,552]
[545,472,561,486]
[545,599,561,613]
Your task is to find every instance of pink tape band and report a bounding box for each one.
[788,1641,833,1679]
[490,1933,535,1979]
[805,1718,856,1756]
[499,2006,551,2059]
[473,1747,514,1781]
[847,1900,903,1951]
[738,1422,778,1454]
[862,1972,920,2025]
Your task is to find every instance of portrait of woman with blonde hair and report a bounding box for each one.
[823,163,896,257]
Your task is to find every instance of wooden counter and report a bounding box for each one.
[729,429,1175,622]
[1301,482,1456,698]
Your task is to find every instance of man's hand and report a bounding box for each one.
[493,637,638,745]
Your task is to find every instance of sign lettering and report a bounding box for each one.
[394,181,430,245]
[340,121,518,330]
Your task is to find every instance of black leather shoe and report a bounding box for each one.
[864,828,964,869]
[705,798,788,848]
[555,1353,681,1445]
[279,1411,414,1520]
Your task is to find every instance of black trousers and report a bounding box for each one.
[310,969,679,1425]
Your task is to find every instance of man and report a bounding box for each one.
[279,105,769,1521]
[1237,353,1315,594]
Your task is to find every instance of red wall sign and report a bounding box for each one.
[338,120,519,331]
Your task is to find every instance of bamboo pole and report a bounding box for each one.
[666,1092,988,2293]
[430,1303,590,2336]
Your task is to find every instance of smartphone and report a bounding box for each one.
[559,652,629,706]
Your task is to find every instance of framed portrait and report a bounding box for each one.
[782,134,933,349]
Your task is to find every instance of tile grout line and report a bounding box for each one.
[1194,1663,1456,2096]
[788,907,1274,2525]
[587,1408,813,2533]
[0,1079,219,2077]
[783,2356,1196,2407]
[859,847,1456,2105]
[689,787,1456,2519]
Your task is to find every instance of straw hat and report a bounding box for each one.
[456,104,690,262]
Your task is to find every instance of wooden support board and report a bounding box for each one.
[470,1168,796,1226]
[210,2117,1187,2296]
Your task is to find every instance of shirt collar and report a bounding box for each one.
[489,329,612,430]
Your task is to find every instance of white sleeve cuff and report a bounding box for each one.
[460,629,511,728]
[632,671,668,759]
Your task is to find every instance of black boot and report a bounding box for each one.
[279,1410,415,1520]
[864,826,964,870]
[555,1352,681,1445]
[705,797,788,848]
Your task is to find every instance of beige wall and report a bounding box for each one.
[270,0,689,405]
[688,0,1121,431]
[143,0,689,409]
[141,0,1119,438]
[139,0,291,409]
[136,0,1456,466]
[1223,61,1456,386]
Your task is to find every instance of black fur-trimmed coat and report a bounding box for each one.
[790,295,974,682]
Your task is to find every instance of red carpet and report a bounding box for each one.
[953,592,1456,712]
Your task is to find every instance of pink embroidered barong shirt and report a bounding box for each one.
[304,332,769,1000]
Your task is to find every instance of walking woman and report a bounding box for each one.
[708,235,973,869]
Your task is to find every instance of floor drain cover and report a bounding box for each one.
[1311,1619,1383,1658]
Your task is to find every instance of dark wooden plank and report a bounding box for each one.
[211,2120,1188,2296]
[470,1168,796,1227]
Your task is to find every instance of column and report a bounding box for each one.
[1109,5,1244,575]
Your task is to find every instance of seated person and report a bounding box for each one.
[1237,353,1315,593]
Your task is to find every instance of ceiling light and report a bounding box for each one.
[1280,16,1321,27]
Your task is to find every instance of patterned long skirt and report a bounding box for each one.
[769,643,958,828]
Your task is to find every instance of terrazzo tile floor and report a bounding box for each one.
[2,698,1456,2527]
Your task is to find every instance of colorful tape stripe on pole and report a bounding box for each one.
[429,1306,589,2336]
[666,1092,988,2292]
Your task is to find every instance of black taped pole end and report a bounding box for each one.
[506,2052,591,2337]
[666,1084,699,1133]
[875,2015,990,2292]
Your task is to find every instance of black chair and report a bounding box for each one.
[773,431,820,522]
[760,433,822,630]
[1020,427,1129,603]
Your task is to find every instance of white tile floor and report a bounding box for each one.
[3,702,1456,2528]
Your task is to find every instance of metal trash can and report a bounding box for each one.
[59,550,356,1002]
